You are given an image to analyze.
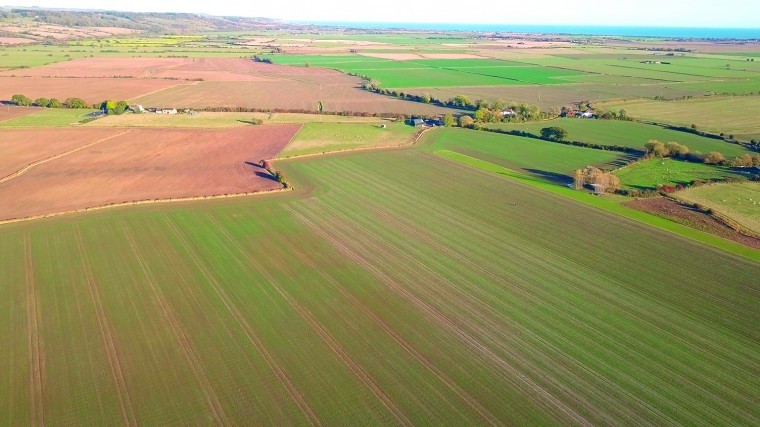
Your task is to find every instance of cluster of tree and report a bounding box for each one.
[540,126,568,141]
[572,167,621,194]
[11,94,90,109]
[596,108,632,121]
[472,102,544,123]
[644,139,760,167]
[99,100,130,115]
[251,55,273,64]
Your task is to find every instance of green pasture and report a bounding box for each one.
[0,108,99,127]
[613,158,745,189]
[484,118,753,157]
[676,181,760,234]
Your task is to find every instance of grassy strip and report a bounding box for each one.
[435,149,760,262]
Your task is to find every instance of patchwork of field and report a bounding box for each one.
[0,126,298,221]
[420,128,629,183]
[485,118,753,157]
[267,55,589,87]
[0,77,184,104]
[599,96,760,141]
[279,122,417,157]
[676,182,760,234]
[614,158,745,190]
[1,146,757,424]
[0,57,459,115]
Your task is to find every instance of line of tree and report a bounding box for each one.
[644,139,760,167]
[10,94,90,109]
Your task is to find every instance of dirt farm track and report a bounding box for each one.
[0,125,299,221]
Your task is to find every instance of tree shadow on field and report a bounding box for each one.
[254,171,279,182]
[245,161,265,169]
[608,153,641,168]
[524,168,573,185]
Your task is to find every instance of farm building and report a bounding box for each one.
[155,108,177,115]
[501,108,516,117]
[576,110,594,118]
[411,118,425,127]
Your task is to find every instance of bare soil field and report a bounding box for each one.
[0,125,298,221]
[0,105,38,122]
[0,77,185,104]
[0,37,34,45]
[134,80,456,115]
[0,57,343,82]
[0,128,123,178]
[0,58,461,113]
[625,197,760,249]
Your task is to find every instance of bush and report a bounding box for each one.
[34,97,50,108]
[704,151,725,165]
[64,97,88,109]
[10,94,32,106]
[540,126,568,141]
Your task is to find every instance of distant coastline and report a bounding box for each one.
[298,22,760,39]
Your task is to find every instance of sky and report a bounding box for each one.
[7,0,760,28]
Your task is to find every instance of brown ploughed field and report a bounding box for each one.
[0,77,186,104]
[133,80,455,115]
[0,105,39,122]
[0,128,125,177]
[0,125,299,221]
[0,57,457,114]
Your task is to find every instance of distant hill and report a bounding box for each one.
[0,7,282,39]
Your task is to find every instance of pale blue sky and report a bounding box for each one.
[9,0,760,28]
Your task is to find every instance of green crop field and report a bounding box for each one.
[266,55,588,87]
[0,108,98,127]
[279,122,417,157]
[1,144,757,424]
[599,96,760,141]
[421,128,629,182]
[676,182,760,234]
[613,158,746,189]
[485,118,753,157]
